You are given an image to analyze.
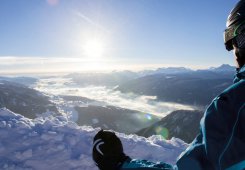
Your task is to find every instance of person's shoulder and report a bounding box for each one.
[212,79,245,110]
[222,79,245,96]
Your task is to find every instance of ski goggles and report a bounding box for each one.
[224,21,245,51]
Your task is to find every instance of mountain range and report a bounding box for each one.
[0,80,58,118]
[0,64,237,142]
[116,65,236,106]
[65,71,139,87]
[74,105,159,134]
[137,110,204,143]
[58,95,159,134]
[64,64,236,107]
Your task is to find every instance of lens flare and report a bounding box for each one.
[155,126,169,139]
[145,114,152,120]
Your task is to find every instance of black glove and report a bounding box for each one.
[92,130,130,170]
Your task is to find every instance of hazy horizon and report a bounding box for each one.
[0,56,236,76]
[0,0,238,75]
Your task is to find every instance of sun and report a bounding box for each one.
[83,39,105,60]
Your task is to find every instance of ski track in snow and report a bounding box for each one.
[0,108,188,170]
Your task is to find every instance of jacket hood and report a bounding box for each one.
[234,65,245,83]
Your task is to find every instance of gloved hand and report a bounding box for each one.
[92,130,130,170]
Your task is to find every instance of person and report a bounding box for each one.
[177,1,245,169]
[92,0,245,169]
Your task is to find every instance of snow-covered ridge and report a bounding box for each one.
[0,108,188,170]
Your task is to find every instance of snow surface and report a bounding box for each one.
[0,108,188,170]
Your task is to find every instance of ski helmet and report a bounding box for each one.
[224,0,245,51]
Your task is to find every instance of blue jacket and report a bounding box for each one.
[119,66,245,170]
[177,66,245,170]
[121,158,174,170]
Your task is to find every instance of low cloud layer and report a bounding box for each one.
[35,77,195,118]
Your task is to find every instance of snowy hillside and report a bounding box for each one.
[0,108,188,170]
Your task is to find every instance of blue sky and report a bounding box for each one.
[0,0,239,73]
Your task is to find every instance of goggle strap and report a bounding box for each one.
[234,20,245,36]
[234,32,245,49]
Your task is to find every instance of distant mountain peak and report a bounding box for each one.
[156,66,192,71]
[144,67,192,75]
[209,64,236,72]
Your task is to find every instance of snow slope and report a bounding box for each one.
[0,108,188,170]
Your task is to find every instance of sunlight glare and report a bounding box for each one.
[83,39,105,59]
